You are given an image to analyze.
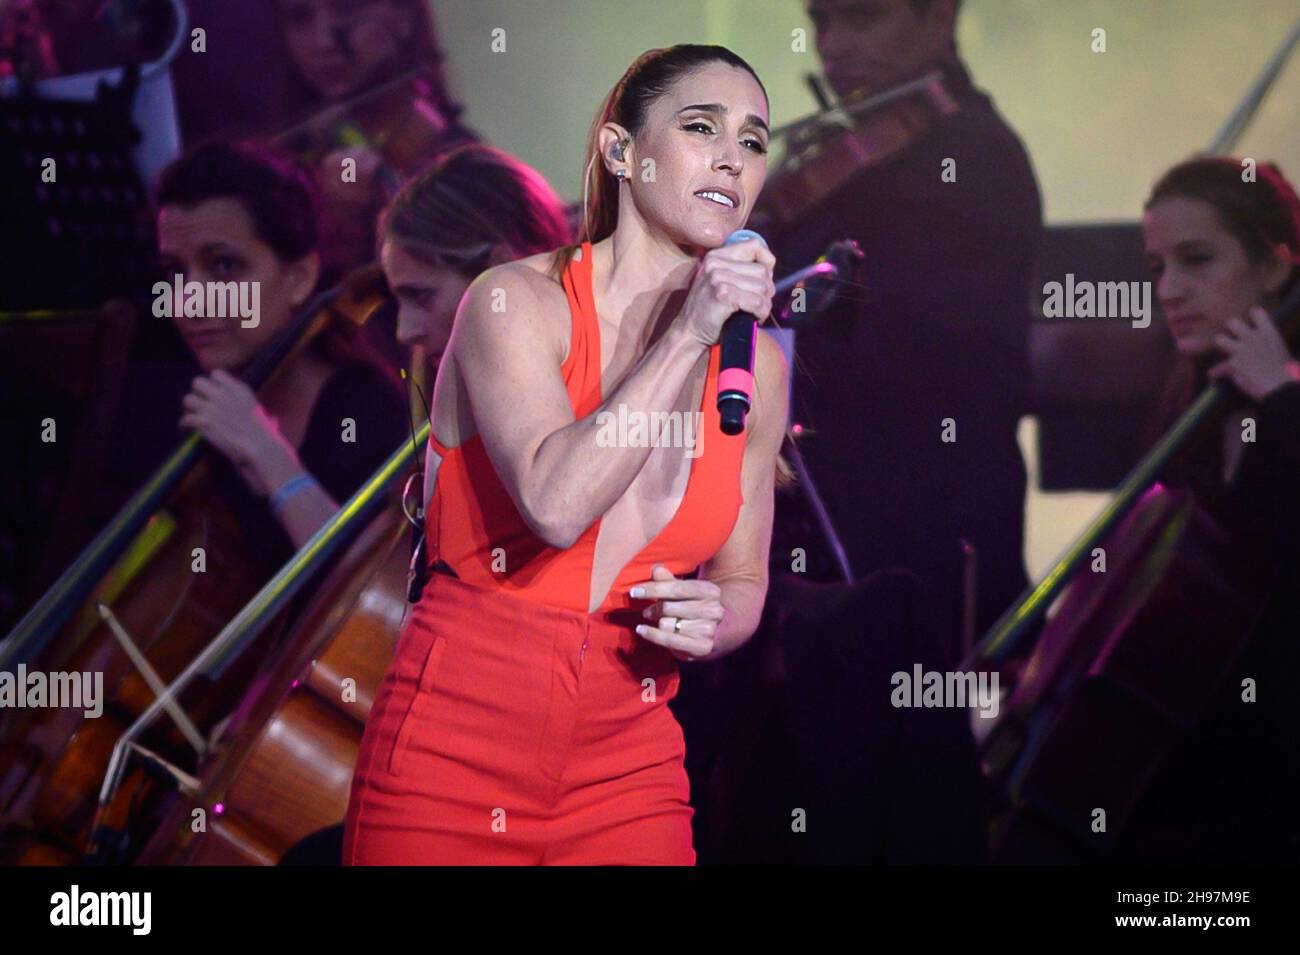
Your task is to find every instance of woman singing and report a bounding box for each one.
[1116,157,1300,863]
[345,44,787,865]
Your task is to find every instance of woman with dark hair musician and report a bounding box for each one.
[1114,157,1300,863]
[156,142,407,555]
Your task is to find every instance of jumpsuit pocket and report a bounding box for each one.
[387,631,450,777]
[618,644,681,703]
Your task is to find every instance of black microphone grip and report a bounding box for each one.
[717,311,757,436]
[716,228,767,436]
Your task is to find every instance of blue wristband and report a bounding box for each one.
[268,472,317,516]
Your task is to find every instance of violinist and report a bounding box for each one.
[718,0,1042,866]
[155,142,408,557]
[277,0,456,113]
[771,0,1043,645]
[273,0,478,278]
[1114,157,1300,863]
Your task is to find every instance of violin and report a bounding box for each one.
[275,67,468,197]
[753,69,961,233]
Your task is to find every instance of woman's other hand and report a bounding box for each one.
[632,564,726,662]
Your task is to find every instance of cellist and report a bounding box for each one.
[0,143,412,861]
[377,143,573,378]
[1116,156,1300,863]
[153,142,408,558]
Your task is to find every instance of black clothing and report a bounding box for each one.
[684,568,988,864]
[222,359,410,572]
[296,361,410,512]
[770,60,1044,652]
[688,58,1042,864]
[1114,380,1300,863]
[90,353,408,583]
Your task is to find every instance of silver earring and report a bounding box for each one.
[617,169,629,181]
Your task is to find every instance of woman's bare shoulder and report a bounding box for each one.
[455,252,572,360]
[513,247,574,278]
[463,251,569,317]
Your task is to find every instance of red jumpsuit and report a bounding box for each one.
[344,242,745,864]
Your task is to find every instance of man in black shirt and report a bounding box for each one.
[703,0,1042,863]
[770,0,1043,649]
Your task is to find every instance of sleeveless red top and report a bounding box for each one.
[423,243,746,620]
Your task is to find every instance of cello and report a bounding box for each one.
[967,18,1300,862]
[97,419,430,864]
[133,484,415,864]
[0,268,395,864]
[972,275,1300,862]
[751,68,960,235]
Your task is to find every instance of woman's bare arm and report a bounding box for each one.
[451,262,708,548]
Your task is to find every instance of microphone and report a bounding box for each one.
[717,229,768,436]
[778,239,864,325]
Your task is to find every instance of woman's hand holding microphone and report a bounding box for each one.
[674,235,777,348]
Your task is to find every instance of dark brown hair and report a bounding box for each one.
[380,143,571,273]
[553,44,768,278]
[1146,157,1300,282]
[1143,157,1300,469]
[275,0,465,124]
[156,141,390,376]
[157,141,320,261]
